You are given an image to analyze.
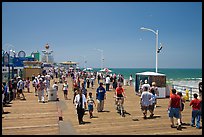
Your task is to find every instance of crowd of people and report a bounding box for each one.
[2,68,202,131]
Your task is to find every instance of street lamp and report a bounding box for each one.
[42,43,53,63]
[96,49,104,70]
[5,44,16,80]
[9,49,16,79]
[140,27,159,73]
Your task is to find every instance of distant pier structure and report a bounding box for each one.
[41,43,54,63]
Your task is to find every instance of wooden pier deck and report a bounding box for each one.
[2,77,202,135]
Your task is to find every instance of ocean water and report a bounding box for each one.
[94,68,202,80]
[93,68,202,88]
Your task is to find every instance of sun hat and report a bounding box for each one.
[152,82,156,86]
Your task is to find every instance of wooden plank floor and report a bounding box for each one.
[2,84,59,135]
[2,77,202,135]
[58,77,202,135]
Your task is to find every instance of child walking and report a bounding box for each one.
[62,80,68,100]
[87,92,96,118]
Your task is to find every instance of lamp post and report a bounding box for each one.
[9,49,16,79]
[5,44,16,80]
[140,27,159,73]
[96,49,104,70]
[42,43,53,63]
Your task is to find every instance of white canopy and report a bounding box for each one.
[136,71,165,76]
[83,67,93,72]
[100,68,112,73]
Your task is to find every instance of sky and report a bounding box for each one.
[2,2,202,68]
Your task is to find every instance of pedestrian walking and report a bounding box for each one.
[33,77,39,96]
[112,79,117,90]
[150,82,159,107]
[52,81,59,101]
[8,79,13,102]
[74,88,87,125]
[177,92,185,125]
[25,77,30,93]
[2,83,5,114]
[12,78,18,100]
[141,79,150,92]
[149,88,157,118]
[37,78,45,103]
[129,74,133,86]
[17,78,26,100]
[72,80,78,104]
[96,82,106,112]
[81,82,87,98]
[105,75,110,91]
[97,74,101,85]
[91,76,94,89]
[62,80,68,100]
[140,86,151,119]
[87,92,96,118]
[190,93,201,129]
[44,75,50,97]
[167,88,182,130]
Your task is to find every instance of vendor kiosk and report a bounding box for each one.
[135,71,167,98]
[23,61,43,79]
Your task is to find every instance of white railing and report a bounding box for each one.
[172,84,200,101]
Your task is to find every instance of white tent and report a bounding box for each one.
[136,71,165,76]
[99,68,112,73]
[83,67,93,72]
[135,71,167,98]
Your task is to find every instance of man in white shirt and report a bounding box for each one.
[140,86,151,119]
[141,79,150,92]
[74,88,87,124]
[105,75,110,91]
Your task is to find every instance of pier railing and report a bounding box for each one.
[171,84,200,101]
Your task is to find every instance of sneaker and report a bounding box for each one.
[177,125,182,130]
[143,115,147,119]
[42,101,45,103]
[190,124,195,127]
[171,125,177,128]
[150,114,154,118]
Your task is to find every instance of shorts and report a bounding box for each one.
[63,90,68,95]
[168,107,180,118]
[141,106,149,111]
[18,89,23,94]
[88,104,93,111]
[149,104,155,111]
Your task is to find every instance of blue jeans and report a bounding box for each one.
[168,107,180,118]
[106,84,110,91]
[191,110,201,128]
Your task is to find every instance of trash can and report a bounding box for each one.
[48,88,57,101]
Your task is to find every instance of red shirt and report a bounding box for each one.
[190,99,201,110]
[170,94,181,108]
[116,87,124,95]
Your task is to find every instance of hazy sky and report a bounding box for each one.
[2,2,202,68]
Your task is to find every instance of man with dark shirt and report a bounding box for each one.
[96,82,106,112]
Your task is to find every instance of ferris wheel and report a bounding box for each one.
[18,50,26,58]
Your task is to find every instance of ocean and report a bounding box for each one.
[93,68,202,88]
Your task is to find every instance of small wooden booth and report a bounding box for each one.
[59,61,78,70]
[135,71,167,98]
[23,61,43,79]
